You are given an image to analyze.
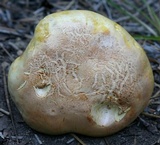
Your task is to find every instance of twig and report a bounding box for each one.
[0,26,21,36]
[139,116,149,127]
[71,134,86,145]
[0,43,14,61]
[142,112,160,119]
[64,0,75,10]
[8,41,19,50]
[102,0,112,19]
[124,10,158,36]
[66,138,75,144]
[151,89,160,99]
[149,101,160,105]
[0,108,10,116]
[2,62,19,144]
[34,134,42,145]
[115,15,131,23]
[154,82,160,88]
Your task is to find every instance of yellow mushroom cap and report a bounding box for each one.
[8,10,154,137]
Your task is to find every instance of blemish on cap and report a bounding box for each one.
[35,22,50,42]
[33,84,51,98]
[89,16,109,34]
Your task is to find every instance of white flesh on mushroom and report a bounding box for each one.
[91,103,127,126]
[33,85,51,98]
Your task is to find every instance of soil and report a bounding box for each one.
[0,0,160,145]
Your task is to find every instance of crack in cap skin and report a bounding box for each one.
[8,10,154,137]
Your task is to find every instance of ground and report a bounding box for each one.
[0,0,160,145]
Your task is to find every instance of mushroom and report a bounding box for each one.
[8,10,154,137]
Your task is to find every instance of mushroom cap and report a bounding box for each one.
[8,10,154,137]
